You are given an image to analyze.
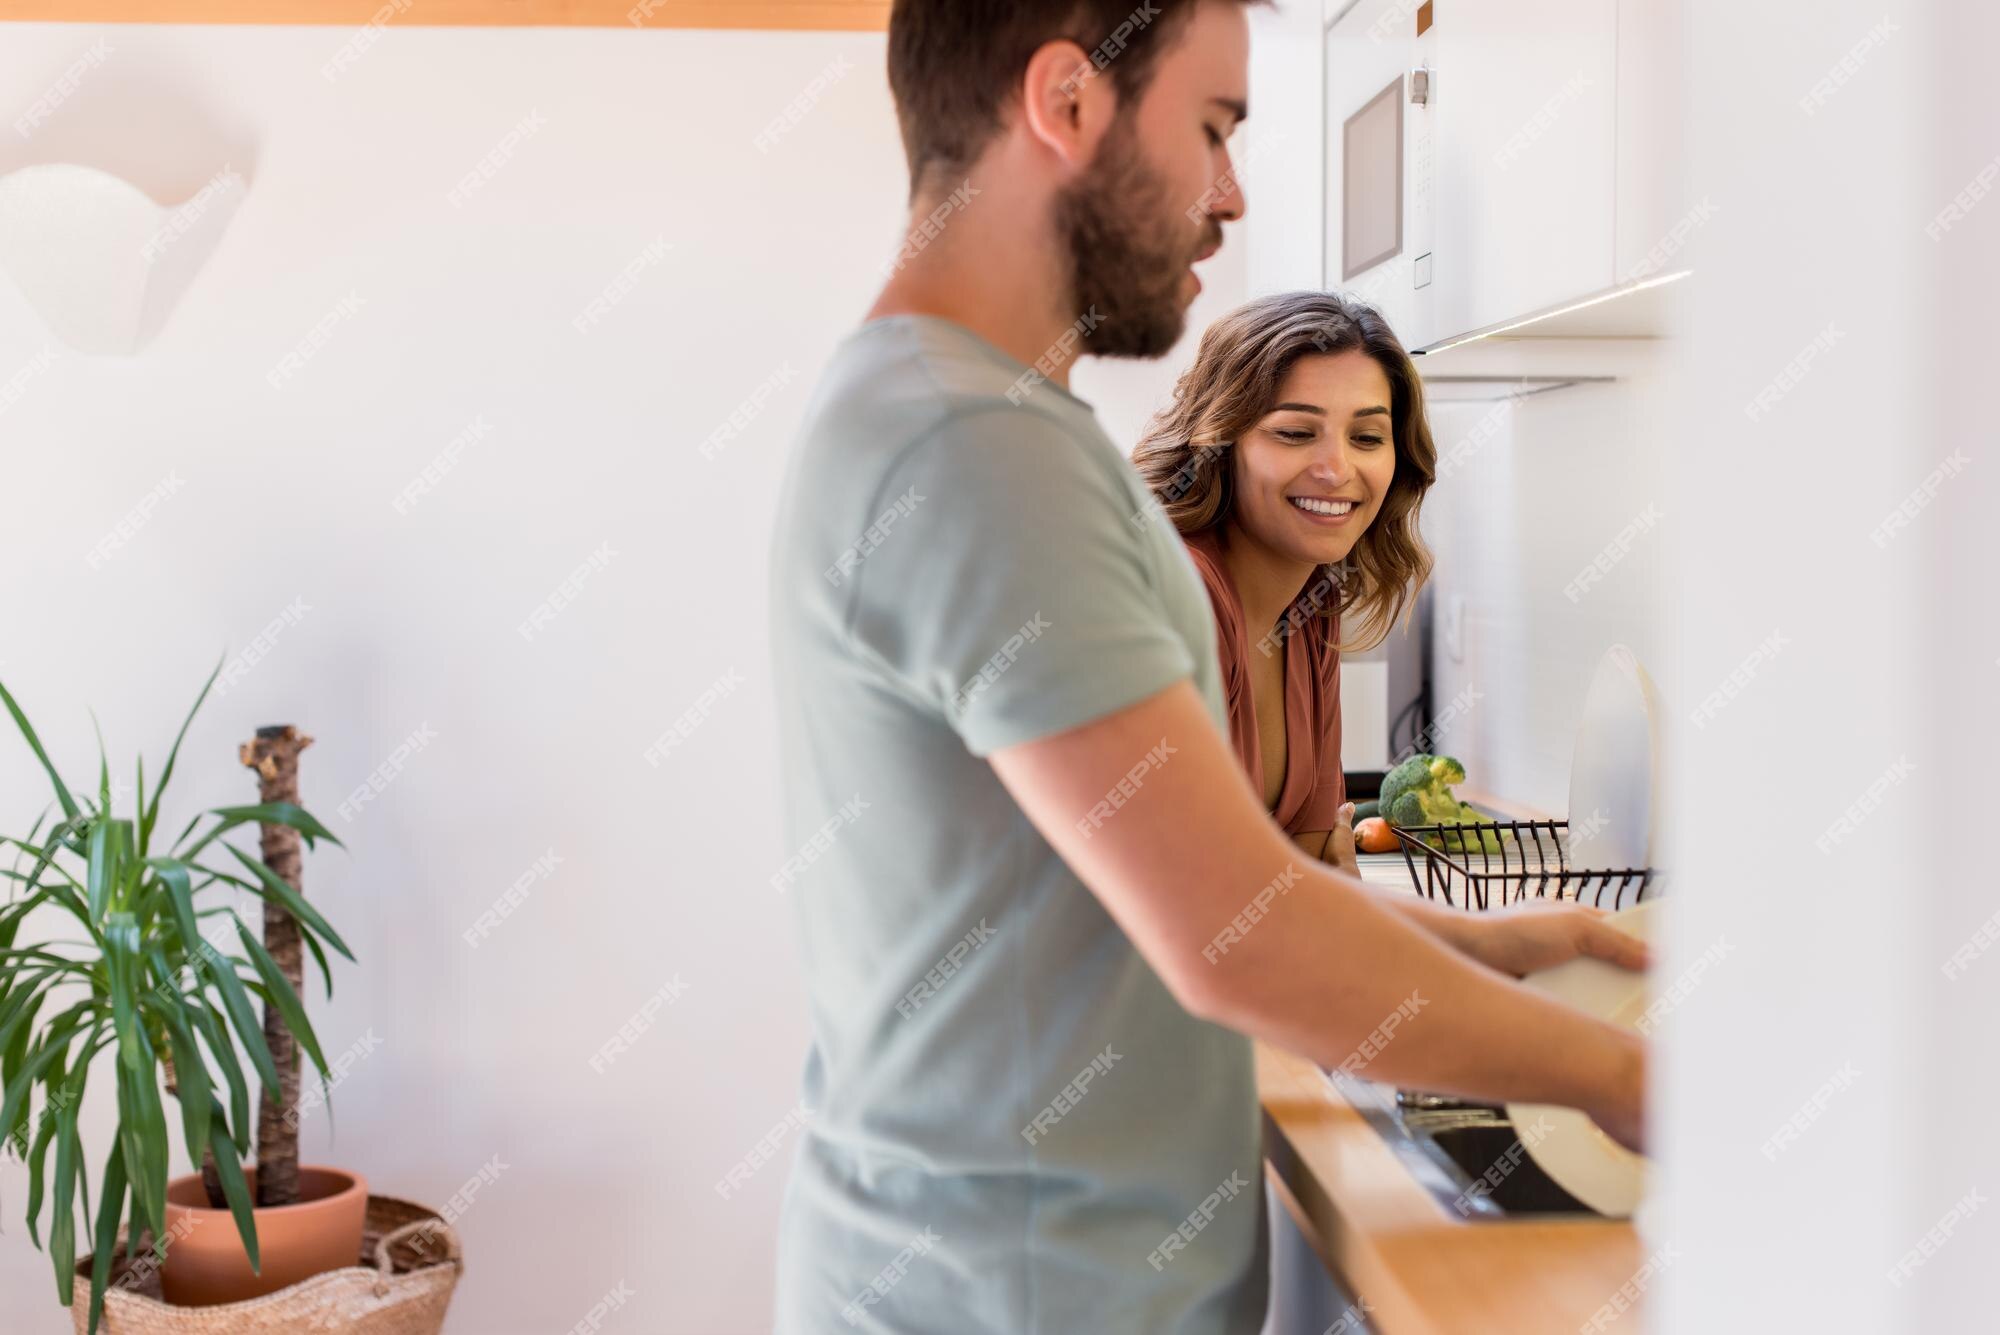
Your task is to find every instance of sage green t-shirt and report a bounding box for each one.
[768,315,1266,1334]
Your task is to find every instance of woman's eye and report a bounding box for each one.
[1353,434,1386,448]
[1273,429,1314,443]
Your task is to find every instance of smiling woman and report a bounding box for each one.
[1133,290,1438,857]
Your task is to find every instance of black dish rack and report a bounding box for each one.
[1391,817,1655,911]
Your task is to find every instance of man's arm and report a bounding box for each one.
[988,680,1646,1150]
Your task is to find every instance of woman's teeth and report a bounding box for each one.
[1289,497,1356,517]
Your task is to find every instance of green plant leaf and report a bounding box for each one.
[219,843,354,962]
[151,959,212,1166]
[301,926,334,1001]
[232,920,331,1083]
[200,943,279,1094]
[188,1000,250,1156]
[205,1116,260,1274]
[139,654,224,854]
[50,1095,79,1304]
[0,674,81,822]
[180,802,345,862]
[85,1137,128,1335]
[24,1098,58,1245]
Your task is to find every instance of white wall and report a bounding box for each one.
[1417,338,1676,813]
[0,20,1249,1333]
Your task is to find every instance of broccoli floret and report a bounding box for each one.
[1379,754,1436,814]
[1381,753,1483,830]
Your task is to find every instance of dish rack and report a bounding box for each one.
[1391,818,1655,911]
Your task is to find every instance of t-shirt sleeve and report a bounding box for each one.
[843,407,1197,758]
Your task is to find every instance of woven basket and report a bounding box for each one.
[68,1193,463,1335]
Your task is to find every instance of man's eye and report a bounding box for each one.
[1205,125,1224,147]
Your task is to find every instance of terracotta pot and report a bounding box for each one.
[158,1164,369,1306]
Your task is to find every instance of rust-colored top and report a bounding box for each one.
[1182,527,1345,834]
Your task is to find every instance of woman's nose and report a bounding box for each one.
[1306,442,1355,486]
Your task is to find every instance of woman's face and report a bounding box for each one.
[1229,349,1398,568]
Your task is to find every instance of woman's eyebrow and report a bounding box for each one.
[1270,402,1325,415]
[1352,405,1391,419]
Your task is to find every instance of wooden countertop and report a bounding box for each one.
[1259,784,1646,1334]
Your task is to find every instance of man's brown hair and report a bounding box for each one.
[886,0,1260,199]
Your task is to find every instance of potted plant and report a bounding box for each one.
[0,659,360,1332]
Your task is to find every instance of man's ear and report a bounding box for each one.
[1019,40,1118,173]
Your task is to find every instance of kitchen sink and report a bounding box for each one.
[1324,1070,1595,1221]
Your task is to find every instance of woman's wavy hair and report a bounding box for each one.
[1133,290,1436,652]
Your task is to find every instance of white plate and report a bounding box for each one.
[1566,646,1661,874]
[1503,900,1654,1218]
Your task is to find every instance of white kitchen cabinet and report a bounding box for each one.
[1321,0,1685,352]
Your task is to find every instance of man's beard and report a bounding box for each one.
[1053,117,1211,360]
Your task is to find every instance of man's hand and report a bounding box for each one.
[1453,900,1651,979]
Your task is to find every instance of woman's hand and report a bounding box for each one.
[1453,900,1650,979]
[1327,802,1360,877]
